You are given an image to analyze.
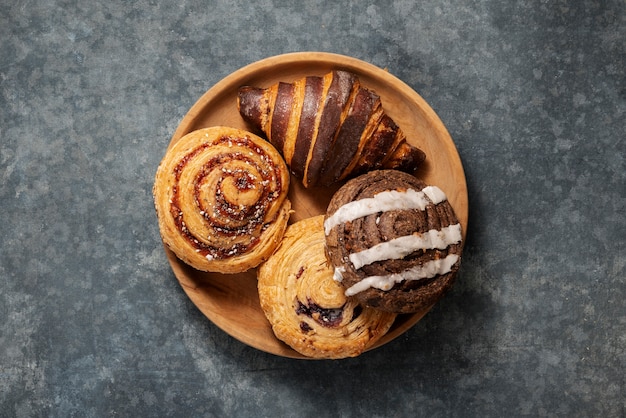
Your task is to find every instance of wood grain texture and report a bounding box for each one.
[162,52,468,359]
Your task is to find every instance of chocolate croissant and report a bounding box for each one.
[238,70,426,188]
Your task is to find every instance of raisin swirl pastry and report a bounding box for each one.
[324,170,463,314]
[258,216,397,359]
[153,126,291,273]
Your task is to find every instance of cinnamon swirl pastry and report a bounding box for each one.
[153,126,291,273]
[324,170,463,313]
[258,216,397,359]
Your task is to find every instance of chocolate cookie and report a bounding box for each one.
[324,170,463,313]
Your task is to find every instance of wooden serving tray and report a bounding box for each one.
[161,52,468,359]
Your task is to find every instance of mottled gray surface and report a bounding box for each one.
[1,0,624,416]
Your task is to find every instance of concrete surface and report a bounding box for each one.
[1,0,624,416]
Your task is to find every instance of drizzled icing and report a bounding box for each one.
[323,186,447,235]
[343,254,459,296]
[327,185,461,296]
[333,266,346,282]
[349,223,462,270]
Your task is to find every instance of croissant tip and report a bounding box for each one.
[382,145,426,174]
[237,86,266,132]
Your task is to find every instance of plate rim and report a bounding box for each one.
[163,51,468,359]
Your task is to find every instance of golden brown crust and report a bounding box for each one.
[258,216,397,359]
[153,126,291,273]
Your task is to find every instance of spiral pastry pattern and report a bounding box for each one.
[153,126,291,273]
[258,216,397,359]
[325,170,463,313]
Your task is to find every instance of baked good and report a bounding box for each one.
[258,216,397,359]
[153,126,291,273]
[237,70,426,188]
[324,170,463,313]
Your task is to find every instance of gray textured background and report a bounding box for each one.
[1,0,624,416]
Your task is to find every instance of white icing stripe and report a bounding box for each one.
[344,254,459,296]
[422,186,447,206]
[348,224,462,270]
[333,266,345,282]
[323,187,447,235]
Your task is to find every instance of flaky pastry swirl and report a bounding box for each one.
[153,126,291,273]
[258,216,396,359]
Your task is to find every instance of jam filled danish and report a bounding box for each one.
[258,216,396,359]
[153,126,291,273]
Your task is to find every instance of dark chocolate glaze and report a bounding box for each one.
[351,114,399,175]
[237,86,265,133]
[291,76,324,179]
[382,140,426,173]
[318,87,380,186]
[306,70,355,187]
[237,70,427,188]
[270,82,294,154]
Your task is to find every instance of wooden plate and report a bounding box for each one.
[162,52,468,359]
